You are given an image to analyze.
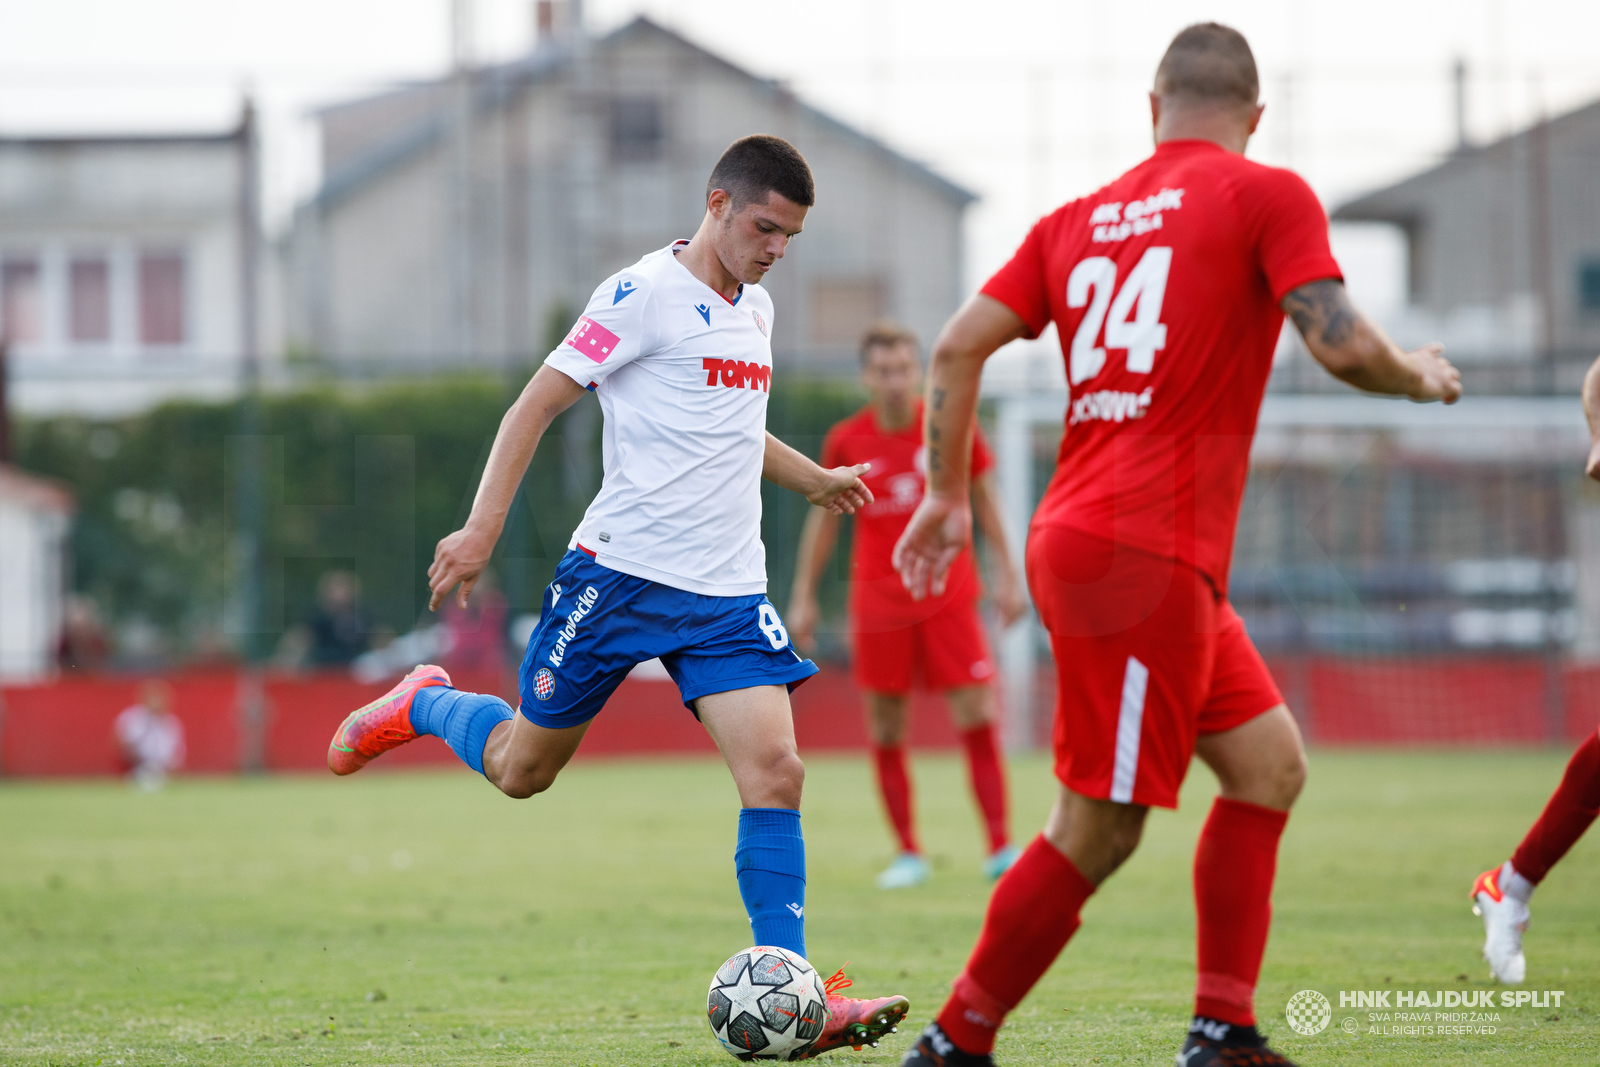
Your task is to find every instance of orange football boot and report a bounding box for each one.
[327,664,452,775]
[803,966,910,1057]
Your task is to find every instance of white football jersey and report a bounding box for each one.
[544,240,778,597]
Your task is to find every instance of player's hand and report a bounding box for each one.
[1587,440,1600,482]
[807,463,874,515]
[993,568,1028,629]
[427,523,497,611]
[892,492,972,601]
[787,595,820,653]
[1405,343,1461,404]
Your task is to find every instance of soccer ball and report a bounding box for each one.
[706,946,829,1060]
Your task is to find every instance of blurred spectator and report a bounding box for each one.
[308,570,369,666]
[57,593,110,672]
[441,568,508,675]
[114,679,185,790]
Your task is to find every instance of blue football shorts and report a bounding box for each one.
[516,549,819,729]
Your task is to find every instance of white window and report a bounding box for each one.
[70,256,111,343]
[1,256,42,344]
[138,250,185,346]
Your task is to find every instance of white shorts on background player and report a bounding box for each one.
[543,239,777,598]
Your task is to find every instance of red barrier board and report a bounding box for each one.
[3,657,1598,778]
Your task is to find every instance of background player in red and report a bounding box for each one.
[894,23,1461,1067]
[1469,349,1600,986]
[789,323,1026,890]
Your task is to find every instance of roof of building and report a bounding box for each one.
[314,16,976,212]
[1333,97,1600,224]
[0,129,243,150]
[0,464,74,514]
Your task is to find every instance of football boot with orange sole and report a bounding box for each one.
[804,966,910,1057]
[327,664,452,775]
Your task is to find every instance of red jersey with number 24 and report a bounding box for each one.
[982,139,1341,594]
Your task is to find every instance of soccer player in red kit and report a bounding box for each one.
[894,23,1461,1067]
[789,323,1027,890]
[1469,351,1600,986]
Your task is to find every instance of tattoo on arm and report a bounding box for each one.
[931,388,946,410]
[1283,279,1357,348]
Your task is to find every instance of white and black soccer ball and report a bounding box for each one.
[706,946,829,1061]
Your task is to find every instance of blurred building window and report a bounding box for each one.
[609,97,664,163]
[1581,258,1600,313]
[1,256,42,343]
[138,250,185,345]
[69,257,111,342]
[809,277,887,345]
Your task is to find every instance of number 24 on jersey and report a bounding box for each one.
[1066,246,1172,386]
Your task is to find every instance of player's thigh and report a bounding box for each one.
[1194,602,1305,810]
[697,685,805,809]
[863,690,911,747]
[851,611,914,694]
[918,597,996,694]
[1031,529,1215,810]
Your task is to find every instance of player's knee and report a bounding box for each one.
[1275,747,1308,807]
[496,762,561,800]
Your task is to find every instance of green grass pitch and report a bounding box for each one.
[2,749,1596,1065]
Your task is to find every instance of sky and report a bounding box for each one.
[4,0,1600,313]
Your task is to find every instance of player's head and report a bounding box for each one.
[703,135,813,285]
[1150,23,1265,146]
[859,321,921,411]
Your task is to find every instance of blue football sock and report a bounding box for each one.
[408,686,514,776]
[735,807,807,959]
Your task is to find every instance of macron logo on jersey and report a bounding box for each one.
[695,303,712,325]
[613,279,637,304]
[703,358,771,392]
[564,316,621,364]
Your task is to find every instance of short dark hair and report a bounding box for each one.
[706,135,815,209]
[859,321,919,366]
[1154,23,1258,108]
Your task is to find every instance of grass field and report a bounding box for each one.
[2,749,1597,1066]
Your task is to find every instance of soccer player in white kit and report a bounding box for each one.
[326,135,911,1057]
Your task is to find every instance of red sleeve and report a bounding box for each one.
[1241,167,1343,302]
[970,423,995,477]
[979,217,1053,339]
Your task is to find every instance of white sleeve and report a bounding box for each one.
[543,270,656,388]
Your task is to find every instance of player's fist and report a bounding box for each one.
[808,462,874,515]
[1405,342,1461,405]
[892,492,972,602]
[787,594,820,654]
[992,568,1028,629]
[427,523,497,611]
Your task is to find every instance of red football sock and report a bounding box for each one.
[936,835,1094,1054]
[873,745,919,854]
[1510,730,1600,884]
[960,723,1010,853]
[1193,797,1289,1028]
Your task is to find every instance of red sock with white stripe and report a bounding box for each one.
[1193,797,1289,1027]
[1510,730,1600,885]
[935,835,1094,1054]
[960,723,1009,852]
[873,745,919,854]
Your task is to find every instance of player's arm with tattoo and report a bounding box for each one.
[893,294,1028,599]
[1282,279,1461,403]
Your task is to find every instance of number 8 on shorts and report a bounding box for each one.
[758,604,789,650]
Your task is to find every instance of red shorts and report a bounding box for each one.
[1028,524,1282,809]
[849,597,995,694]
